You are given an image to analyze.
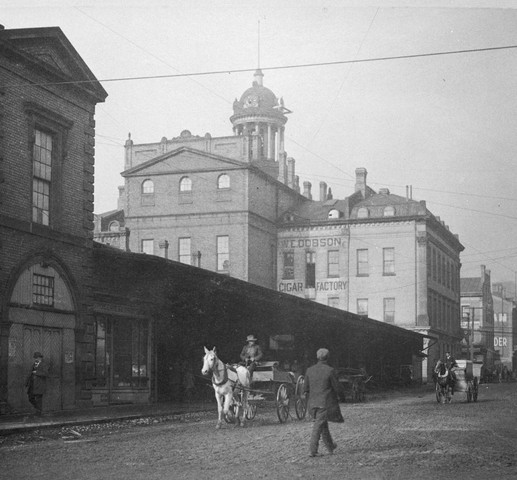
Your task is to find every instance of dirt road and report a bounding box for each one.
[2,383,516,479]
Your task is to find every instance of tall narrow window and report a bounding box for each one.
[178,237,191,265]
[217,235,229,272]
[305,251,316,288]
[357,298,368,316]
[33,273,54,306]
[141,239,154,255]
[383,248,395,275]
[32,129,53,225]
[357,249,369,276]
[283,251,294,279]
[179,176,192,192]
[328,250,339,277]
[384,298,395,323]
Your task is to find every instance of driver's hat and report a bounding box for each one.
[246,335,257,342]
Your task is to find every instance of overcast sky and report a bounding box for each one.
[3,0,517,285]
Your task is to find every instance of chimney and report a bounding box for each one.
[287,157,295,189]
[355,167,367,198]
[319,182,328,201]
[303,181,312,200]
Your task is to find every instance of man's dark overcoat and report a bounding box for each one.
[304,360,344,422]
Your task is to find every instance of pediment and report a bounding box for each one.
[2,27,107,101]
[122,147,247,177]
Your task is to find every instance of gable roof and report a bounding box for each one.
[0,26,107,102]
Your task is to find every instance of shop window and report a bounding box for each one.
[112,318,149,388]
[141,239,154,255]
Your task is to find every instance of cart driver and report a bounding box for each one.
[240,335,263,380]
[445,352,458,394]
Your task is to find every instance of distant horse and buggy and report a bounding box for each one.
[433,359,479,404]
[201,347,307,428]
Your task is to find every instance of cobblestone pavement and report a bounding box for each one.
[1,383,516,479]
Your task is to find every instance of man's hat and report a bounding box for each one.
[33,352,43,358]
[316,348,329,360]
[246,335,257,342]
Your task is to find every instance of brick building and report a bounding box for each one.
[95,70,464,382]
[279,169,464,381]
[0,26,107,414]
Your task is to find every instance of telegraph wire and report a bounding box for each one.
[4,44,517,89]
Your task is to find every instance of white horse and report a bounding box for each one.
[201,346,250,429]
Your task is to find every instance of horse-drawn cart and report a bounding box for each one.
[337,368,370,402]
[434,359,479,404]
[243,361,307,423]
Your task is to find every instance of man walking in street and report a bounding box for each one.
[303,348,345,457]
[25,352,49,415]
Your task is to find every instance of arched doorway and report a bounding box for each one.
[6,259,77,413]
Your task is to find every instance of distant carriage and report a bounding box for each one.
[434,359,479,404]
[337,368,371,402]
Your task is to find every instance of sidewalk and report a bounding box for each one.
[0,400,214,436]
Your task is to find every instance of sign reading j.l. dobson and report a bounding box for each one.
[278,280,348,293]
[279,237,346,249]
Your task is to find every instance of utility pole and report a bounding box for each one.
[469,307,475,362]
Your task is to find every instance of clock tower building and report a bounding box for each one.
[230,68,293,184]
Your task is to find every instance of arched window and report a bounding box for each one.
[179,176,192,192]
[217,174,230,189]
[328,209,341,219]
[108,221,119,232]
[357,207,369,219]
[141,179,154,194]
[383,206,395,217]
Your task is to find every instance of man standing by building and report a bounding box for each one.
[303,348,345,457]
[25,352,48,415]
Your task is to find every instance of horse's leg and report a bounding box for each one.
[240,389,247,427]
[215,392,223,429]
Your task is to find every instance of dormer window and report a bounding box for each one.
[383,206,395,217]
[328,209,341,219]
[357,207,369,219]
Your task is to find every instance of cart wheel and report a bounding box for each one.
[294,375,307,420]
[276,383,290,423]
[435,382,441,403]
[245,402,257,420]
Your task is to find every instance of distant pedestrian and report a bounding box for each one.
[25,352,49,415]
[303,348,345,457]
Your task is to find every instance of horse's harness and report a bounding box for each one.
[206,354,243,390]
